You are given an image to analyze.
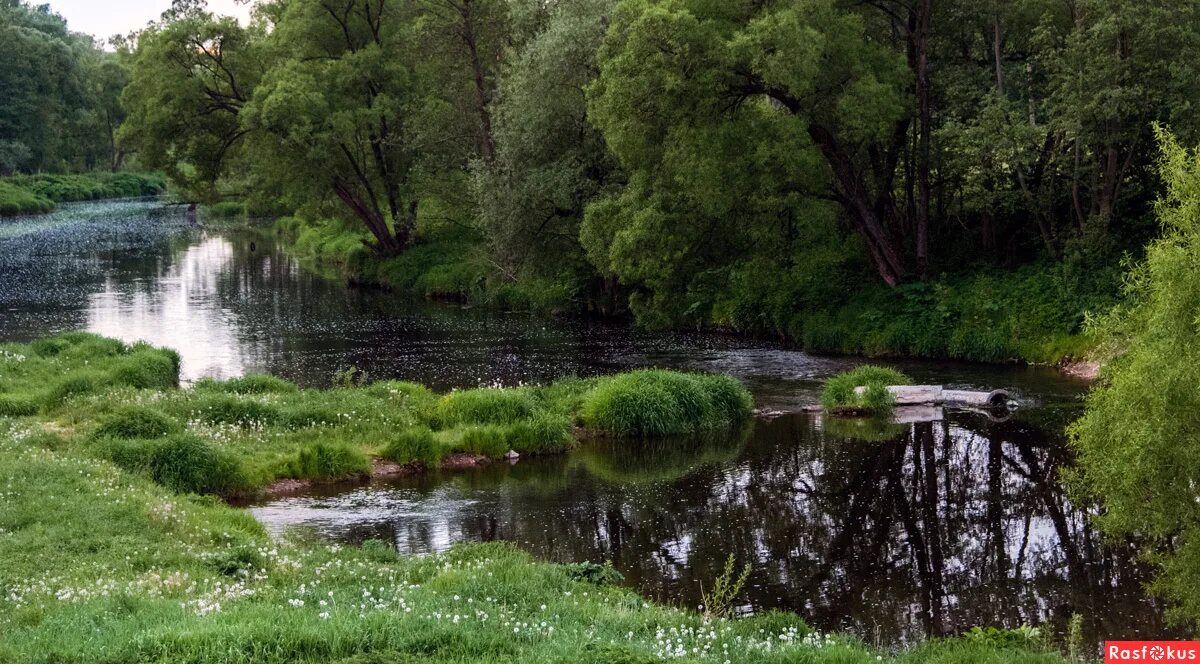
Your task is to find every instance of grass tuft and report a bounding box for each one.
[821,365,912,415]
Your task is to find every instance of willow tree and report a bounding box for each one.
[120,8,264,200]
[586,0,912,292]
[240,0,425,255]
[1070,129,1200,625]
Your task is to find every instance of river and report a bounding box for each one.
[0,199,1171,647]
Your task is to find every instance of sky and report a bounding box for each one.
[47,0,254,40]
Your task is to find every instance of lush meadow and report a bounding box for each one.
[0,333,1076,663]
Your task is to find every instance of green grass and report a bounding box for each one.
[821,365,912,416]
[580,370,753,437]
[0,422,1072,662]
[0,180,53,215]
[0,333,1080,662]
[0,172,165,216]
[0,334,752,495]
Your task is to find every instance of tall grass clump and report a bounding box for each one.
[0,395,38,417]
[283,442,371,480]
[99,434,249,495]
[188,394,282,427]
[92,405,180,439]
[821,365,911,415]
[580,370,752,437]
[194,374,298,395]
[433,387,537,427]
[382,427,442,466]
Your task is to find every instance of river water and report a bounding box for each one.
[0,200,1171,646]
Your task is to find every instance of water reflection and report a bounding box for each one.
[0,200,1088,408]
[250,411,1169,646]
[1,199,1156,646]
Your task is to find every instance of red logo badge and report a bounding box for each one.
[1106,642,1200,662]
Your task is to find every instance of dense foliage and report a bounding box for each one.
[1071,129,1200,627]
[0,1,132,174]
[102,0,1200,360]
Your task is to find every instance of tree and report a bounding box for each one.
[120,7,264,199]
[587,0,912,287]
[473,0,618,280]
[1070,129,1200,626]
[239,0,425,255]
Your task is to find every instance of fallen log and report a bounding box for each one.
[853,385,1011,409]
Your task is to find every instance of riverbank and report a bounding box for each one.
[0,334,1080,662]
[256,214,1116,367]
[0,420,1073,663]
[0,172,165,216]
[0,333,752,497]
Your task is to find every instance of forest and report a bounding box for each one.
[8,0,1195,362]
[7,0,1200,659]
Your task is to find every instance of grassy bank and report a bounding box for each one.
[0,333,752,496]
[0,333,1079,662]
[264,215,1116,365]
[0,419,1073,663]
[0,172,166,216]
[273,216,583,313]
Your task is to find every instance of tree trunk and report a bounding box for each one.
[909,0,932,279]
[457,0,496,163]
[808,126,906,286]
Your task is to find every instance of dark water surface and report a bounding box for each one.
[0,200,1170,646]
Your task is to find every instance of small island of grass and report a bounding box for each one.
[821,365,913,416]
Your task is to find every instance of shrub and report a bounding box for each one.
[381,427,441,466]
[195,374,298,395]
[434,388,537,427]
[284,442,370,480]
[580,370,751,436]
[820,365,911,415]
[0,395,38,417]
[93,406,179,439]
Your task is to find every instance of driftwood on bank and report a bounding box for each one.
[853,385,1011,409]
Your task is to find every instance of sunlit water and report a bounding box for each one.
[0,200,1169,646]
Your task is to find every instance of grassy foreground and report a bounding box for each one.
[0,334,1074,662]
[0,172,165,216]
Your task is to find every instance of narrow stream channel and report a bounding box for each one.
[0,200,1172,646]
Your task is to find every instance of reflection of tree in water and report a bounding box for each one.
[262,410,1168,647]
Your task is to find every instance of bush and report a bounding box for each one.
[580,370,751,436]
[382,427,442,466]
[93,406,179,439]
[284,442,370,480]
[820,365,911,415]
[434,388,537,428]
